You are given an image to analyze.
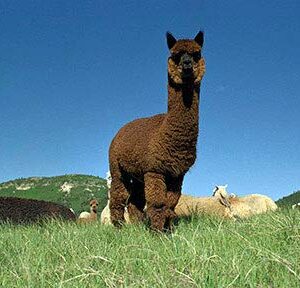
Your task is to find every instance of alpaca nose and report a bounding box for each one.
[181,53,192,70]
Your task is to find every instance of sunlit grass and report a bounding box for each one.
[0,209,299,287]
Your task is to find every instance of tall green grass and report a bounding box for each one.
[0,209,299,287]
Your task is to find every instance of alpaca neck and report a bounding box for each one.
[90,209,97,219]
[166,80,200,145]
[155,79,201,176]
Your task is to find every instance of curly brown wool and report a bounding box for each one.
[0,197,76,224]
[109,31,205,231]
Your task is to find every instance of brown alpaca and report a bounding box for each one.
[109,31,206,231]
[0,197,76,224]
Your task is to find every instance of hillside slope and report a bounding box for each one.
[0,174,108,215]
[276,190,300,207]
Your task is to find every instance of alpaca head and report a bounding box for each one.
[212,184,228,198]
[167,31,205,85]
[89,199,99,213]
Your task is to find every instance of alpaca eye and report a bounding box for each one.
[192,52,201,61]
[171,53,181,64]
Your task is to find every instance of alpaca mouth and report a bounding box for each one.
[182,68,194,79]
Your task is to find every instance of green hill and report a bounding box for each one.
[276,190,300,207]
[1,174,298,212]
[0,174,108,215]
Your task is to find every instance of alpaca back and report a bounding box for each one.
[77,211,97,224]
[78,211,91,219]
[229,194,277,218]
[260,195,278,211]
[242,194,277,213]
[175,195,233,219]
[228,198,253,218]
[0,197,76,224]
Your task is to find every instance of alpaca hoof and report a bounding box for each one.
[110,208,126,228]
[147,206,170,232]
[111,219,124,228]
[127,206,145,224]
[163,209,177,232]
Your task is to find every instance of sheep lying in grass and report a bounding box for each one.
[292,203,300,209]
[213,185,278,218]
[77,199,99,224]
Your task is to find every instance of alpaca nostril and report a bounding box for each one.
[182,59,192,71]
[181,53,192,67]
[183,62,192,70]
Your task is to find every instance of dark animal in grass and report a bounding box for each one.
[0,197,76,224]
[109,31,206,231]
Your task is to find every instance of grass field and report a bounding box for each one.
[0,209,299,288]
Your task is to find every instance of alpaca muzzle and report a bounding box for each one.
[181,54,193,78]
[181,53,192,69]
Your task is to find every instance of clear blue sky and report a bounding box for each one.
[1,1,299,200]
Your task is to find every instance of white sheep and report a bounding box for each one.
[77,199,99,224]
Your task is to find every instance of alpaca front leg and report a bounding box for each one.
[144,172,168,231]
[166,175,183,210]
[109,177,129,227]
[165,175,184,230]
[127,203,145,223]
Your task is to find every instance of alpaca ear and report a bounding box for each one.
[166,31,177,50]
[212,185,218,196]
[194,31,204,47]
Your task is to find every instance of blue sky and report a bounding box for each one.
[1,1,299,200]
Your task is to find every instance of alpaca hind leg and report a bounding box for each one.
[109,171,130,227]
[144,172,168,231]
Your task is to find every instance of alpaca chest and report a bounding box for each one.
[148,137,197,176]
